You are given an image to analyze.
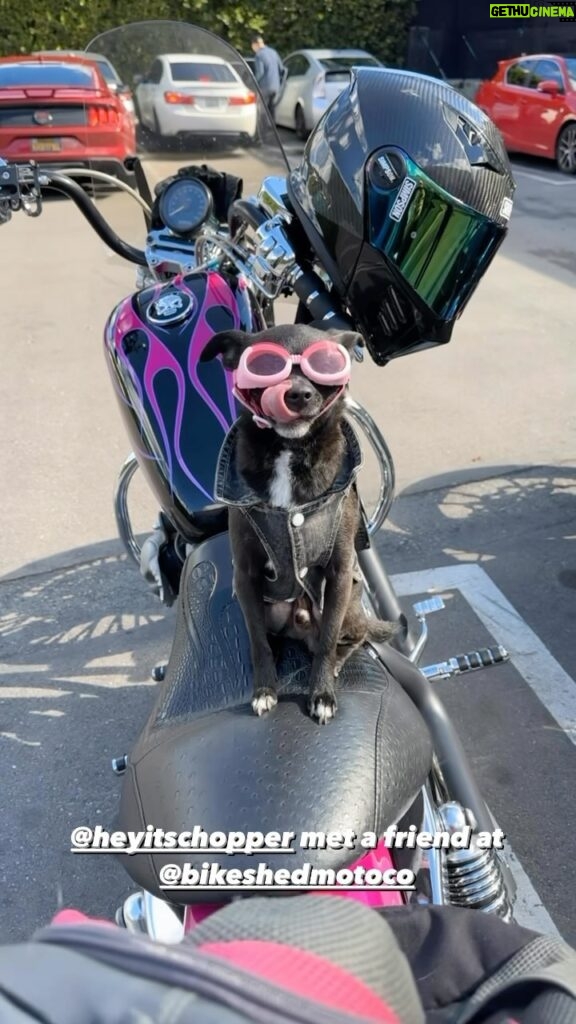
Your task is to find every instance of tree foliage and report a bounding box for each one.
[0,0,416,64]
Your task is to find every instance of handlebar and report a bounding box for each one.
[292,268,354,332]
[0,161,147,267]
[1,161,354,336]
[47,174,147,267]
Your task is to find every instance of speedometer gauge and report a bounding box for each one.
[158,177,214,236]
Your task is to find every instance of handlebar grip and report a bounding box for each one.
[292,269,352,330]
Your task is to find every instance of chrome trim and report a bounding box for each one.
[195,217,298,301]
[194,231,255,281]
[146,290,194,326]
[146,227,197,278]
[142,891,185,944]
[344,397,395,534]
[119,891,185,943]
[257,176,292,221]
[251,216,299,297]
[114,454,141,566]
[408,596,446,664]
[421,645,510,681]
[438,802,513,920]
[421,788,446,905]
[111,755,128,775]
[120,892,147,934]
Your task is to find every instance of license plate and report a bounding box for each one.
[31,138,61,152]
[198,97,223,108]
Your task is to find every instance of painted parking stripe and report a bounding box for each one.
[391,563,570,937]
[392,563,576,744]
[512,167,576,186]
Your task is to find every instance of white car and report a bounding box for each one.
[135,54,258,141]
[274,48,383,138]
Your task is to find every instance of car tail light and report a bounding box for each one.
[312,73,326,99]
[228,92,257,106]
[87,106,119,127]
[164,91,195,105]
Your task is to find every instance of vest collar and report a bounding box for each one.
[215,417,363,509]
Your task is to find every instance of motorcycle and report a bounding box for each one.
[0,20,517,942]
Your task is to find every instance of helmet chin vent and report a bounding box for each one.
[378,286,409,336]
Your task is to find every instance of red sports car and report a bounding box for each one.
[0,55,136,180]
[475,54,576,173]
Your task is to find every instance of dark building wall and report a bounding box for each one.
[407,0,576,78]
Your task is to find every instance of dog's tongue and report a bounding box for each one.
[260,381,300,423]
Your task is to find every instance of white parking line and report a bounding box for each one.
[512,167,576,186]
[390,562,572,937]
[392,563,576,743]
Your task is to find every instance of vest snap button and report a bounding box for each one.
[292,512,305,527]
[299,567,308,578]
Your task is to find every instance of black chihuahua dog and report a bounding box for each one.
[200,324,395,724]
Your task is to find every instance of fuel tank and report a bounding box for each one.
[104,270,261,540]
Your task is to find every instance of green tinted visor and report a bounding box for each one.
[367,153,509,321]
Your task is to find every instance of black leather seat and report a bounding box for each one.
[118,533,433,903]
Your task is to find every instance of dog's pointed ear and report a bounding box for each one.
[200,330,248,369]
[307,322,364,352]
[330,330,365,352]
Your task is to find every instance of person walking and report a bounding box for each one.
[250,32,285,114]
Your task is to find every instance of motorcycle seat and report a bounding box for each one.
[118,533,433,903]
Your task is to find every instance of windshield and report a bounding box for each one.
[319,56,381,70]
[565,57,576,88]
[0,63,97,87]
[83,21,289,247]
[168,60,238,83]
[95,60,120,85]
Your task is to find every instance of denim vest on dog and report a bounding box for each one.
[215,419,369,606]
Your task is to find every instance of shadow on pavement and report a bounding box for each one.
[379,461,576,676]
[0,544,173,940]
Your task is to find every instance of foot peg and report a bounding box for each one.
[151,662,167,682]
[111,755,128,775]
[422,645,509,681]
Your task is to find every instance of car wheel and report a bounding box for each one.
[556,123,576,173]
[295,105,308,141]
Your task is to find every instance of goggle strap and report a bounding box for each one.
[232,385,274,429]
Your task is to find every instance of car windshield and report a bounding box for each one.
[0,63,96,87]
[169,61,237,82]
[95,60,119,85]
[319,56,379,70]
[564,56,576,88]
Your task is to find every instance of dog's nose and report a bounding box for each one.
[285,385,314,411]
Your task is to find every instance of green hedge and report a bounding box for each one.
[0,0,417,64]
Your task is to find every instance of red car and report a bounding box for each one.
[475,54,576,173]
[0,55,136,180]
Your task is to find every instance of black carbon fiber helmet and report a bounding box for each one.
[287,68,516,364]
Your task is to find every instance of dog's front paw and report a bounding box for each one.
[252,688,278,717]
[309,692,337,725]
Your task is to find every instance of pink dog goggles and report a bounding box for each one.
[233,340,351,427]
